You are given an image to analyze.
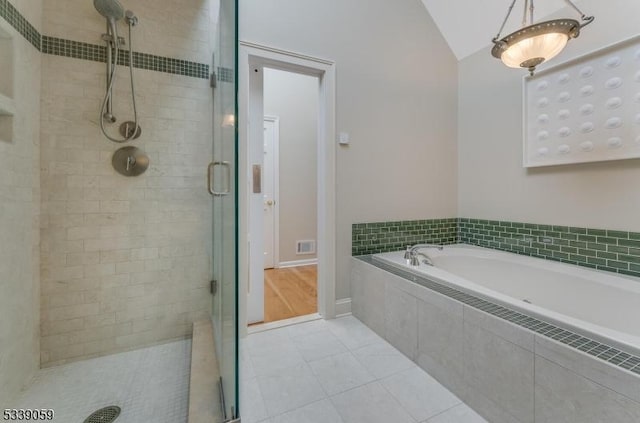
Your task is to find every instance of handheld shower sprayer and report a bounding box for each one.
[94,0,140,143]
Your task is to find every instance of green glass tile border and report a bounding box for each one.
[41,36,105,61]
[42,36,209,79]
[0,4,210,79]
[358,255,640,377]
[352,216,640,279]
[352,218,458,256]
[217,66,234,83]
[0,0,41,50]
[458,218,640,279]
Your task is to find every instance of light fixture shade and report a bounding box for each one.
[500,32,569,69]
[492,19,582,74]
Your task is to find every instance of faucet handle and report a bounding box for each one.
[403,246,412,260]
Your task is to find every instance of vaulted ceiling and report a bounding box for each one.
[420,0,578,60]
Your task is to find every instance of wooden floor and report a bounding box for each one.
[261,265,317,324]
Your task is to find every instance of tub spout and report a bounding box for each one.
[408,244,443,266]
[409,243,444,254]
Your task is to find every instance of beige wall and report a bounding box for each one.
[264,68,318,264]
[241,0,459,299]
[0,0,42,404]
[458,0,640,232]
[39,0,216,366]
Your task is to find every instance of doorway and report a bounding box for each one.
[261,69,319,324]
[238,42,337,333]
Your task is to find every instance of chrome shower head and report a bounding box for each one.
[93,0,124,21]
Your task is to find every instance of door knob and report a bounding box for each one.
[265,200,274,206]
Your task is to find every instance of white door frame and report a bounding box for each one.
[263,115,280,269]
[238,41,337,335]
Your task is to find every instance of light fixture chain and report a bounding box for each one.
[494,0,518,41]
[564,0,588,19]
[490,0,595,75]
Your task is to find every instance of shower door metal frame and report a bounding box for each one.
[210,0,239,421]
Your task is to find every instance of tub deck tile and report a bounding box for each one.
[357,255,640,393]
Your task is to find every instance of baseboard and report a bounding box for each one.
[335,298,352,317]
[277,258,318,268]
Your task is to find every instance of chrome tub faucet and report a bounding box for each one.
[404,244,444,266]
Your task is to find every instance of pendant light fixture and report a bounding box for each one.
[491,0,594,75]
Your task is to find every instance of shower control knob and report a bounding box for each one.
[112,146,149,177]
[119,121,142,139]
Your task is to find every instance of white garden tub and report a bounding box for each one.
[373,245,640,356]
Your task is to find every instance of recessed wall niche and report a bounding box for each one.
[0,21,14,143]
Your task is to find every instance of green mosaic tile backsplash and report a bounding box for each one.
[351,218,458,256]
[352,217,640,279]
[458,218,640,279]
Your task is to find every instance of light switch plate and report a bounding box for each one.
[338,132,350,145]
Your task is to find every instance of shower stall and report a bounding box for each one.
[91,0,240,419]
[0,0,239,421]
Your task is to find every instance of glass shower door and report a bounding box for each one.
[211,0,238,421]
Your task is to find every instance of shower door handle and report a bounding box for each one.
[208,161,231,196]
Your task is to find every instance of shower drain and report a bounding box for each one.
[83,406,121,423]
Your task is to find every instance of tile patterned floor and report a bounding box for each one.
[11,317,486,423]
[241,316,487,423]
[12,340,191,423]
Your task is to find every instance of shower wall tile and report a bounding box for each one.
[0,0,41,403]
[0,0,41,49]
[2,0,213,79]
[39,0,216,365]
[43,0,214,64]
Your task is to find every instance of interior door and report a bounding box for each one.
[263,118,278,270]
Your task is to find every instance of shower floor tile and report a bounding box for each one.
[12,340,191,423]
[241,316,487,423]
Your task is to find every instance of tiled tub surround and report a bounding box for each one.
[374,247,640,366]
[352,219,458,256]
[352,218,640,279]
[459,218,640,279]
[351,255,640,423]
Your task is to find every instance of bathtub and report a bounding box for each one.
[373,244,640,357]
[352,245,640,422]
